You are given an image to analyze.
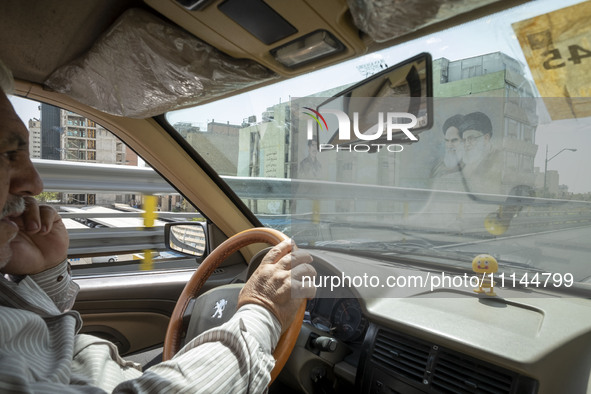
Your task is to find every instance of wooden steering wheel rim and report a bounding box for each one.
[163,227,305,383]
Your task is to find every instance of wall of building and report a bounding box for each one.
[431,52,539,195]
[230,51,542,222]
[28,119,41,159]
[238,103,290,214]
[40,103,61,160]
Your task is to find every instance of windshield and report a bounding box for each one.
[166,0,591,288]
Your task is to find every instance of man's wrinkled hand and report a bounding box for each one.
[3,198,69,275]
[237,239,317,334]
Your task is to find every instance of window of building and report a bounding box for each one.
[521,155,534,172]
[505,118,519,139]
[505,152,518,170]
[523,125,534,143]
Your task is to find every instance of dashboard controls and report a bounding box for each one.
[312,336,338,352]
[311,316,332,332]
[306,296,369,342]
[332,298,369,342]
[310,366,327,383]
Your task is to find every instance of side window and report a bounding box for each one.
[10,96,202,274]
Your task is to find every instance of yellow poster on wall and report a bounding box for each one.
[512,1,591,120]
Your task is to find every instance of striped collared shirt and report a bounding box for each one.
[0,261,281,393]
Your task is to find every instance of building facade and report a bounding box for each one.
[40,103,61,160]
[431,52,539,194]
[231,52,541,222]
[28,118,41,159]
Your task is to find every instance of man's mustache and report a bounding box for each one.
[1,196,25,218]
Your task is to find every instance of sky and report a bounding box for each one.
[10,96,39,125]
[9,0,591,193]
[533,115,591,194]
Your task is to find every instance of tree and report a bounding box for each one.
[35,192,60,203]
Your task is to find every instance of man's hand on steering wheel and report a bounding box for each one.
[238,239,317,334]
[164,228,317,383]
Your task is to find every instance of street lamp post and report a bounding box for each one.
[543,145,577,196]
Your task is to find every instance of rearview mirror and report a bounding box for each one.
[164,222,207,257]
[318,53,432,149]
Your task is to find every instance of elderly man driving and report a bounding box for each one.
[0,59,316,393]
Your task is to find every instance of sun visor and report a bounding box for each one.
[346,0,500,43]
[44,8,278,118]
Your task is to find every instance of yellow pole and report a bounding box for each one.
[141,195,157,271]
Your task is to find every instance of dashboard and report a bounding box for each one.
[305,297,368,344]
[274,248,591,394]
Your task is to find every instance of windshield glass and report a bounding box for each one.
[166,0,591,288]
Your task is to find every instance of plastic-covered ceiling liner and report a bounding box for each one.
[45,8,278,118]
[346,0,499,43]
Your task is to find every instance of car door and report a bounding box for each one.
[11,95,251,361]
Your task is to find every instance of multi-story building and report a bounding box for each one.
[40,103,61,160]
[172,122,199,138]
[165,121,242,212]
[59,109,127,204]
[232,51,541,219]
[60,110,126,165]
[33,104,128,204]
[431,52,539,194]
[182,120,241,176]
[238,104,292,214]
[28,119,41,159]
[239,104,291,179]
[534,167,560,196]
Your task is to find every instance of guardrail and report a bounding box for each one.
[59,212,202,220]
[32,159,591,259]
[68,227,165,257]
[34,158,591,206]
[33,159,175,194]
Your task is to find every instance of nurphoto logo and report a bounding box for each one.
[303,107,418,153]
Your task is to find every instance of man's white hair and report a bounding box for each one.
[0,59,14,95]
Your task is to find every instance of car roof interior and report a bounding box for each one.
[0,0,533,112]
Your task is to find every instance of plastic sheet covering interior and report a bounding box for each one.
[45,8,278,118]
[346,0,500,43]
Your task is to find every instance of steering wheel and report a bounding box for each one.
[163,227,306,383]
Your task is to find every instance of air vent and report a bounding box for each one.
[431,351,515,394]
[371,330,431,383]
[365,328,538,393]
